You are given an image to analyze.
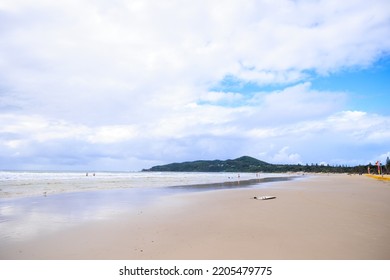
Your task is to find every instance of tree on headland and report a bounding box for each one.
[142,156,373,174]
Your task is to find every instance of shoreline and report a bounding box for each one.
[0,171,294,199]
[1,174,390,260]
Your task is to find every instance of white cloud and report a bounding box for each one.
[248,82,346,124]
[0,0,390,170]
[2,106,388,169]
[270,146,302,164]
[199,91,244,105]
[2,1,389,110]
[86,125,139,144]
[325,111,390,143]
[247,110,390,145]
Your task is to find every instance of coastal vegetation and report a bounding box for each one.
[143,156,387,174]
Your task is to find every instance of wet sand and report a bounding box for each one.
[1,174,390,260]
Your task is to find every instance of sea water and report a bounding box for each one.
[0,171,287,198]
[0,171,293,243]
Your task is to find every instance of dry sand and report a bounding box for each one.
[1,174,390,260]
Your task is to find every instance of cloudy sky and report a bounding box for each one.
[1,0,390,171]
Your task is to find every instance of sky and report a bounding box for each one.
[0,0,390,171]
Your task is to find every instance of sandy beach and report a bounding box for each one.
[1,174,390,260]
